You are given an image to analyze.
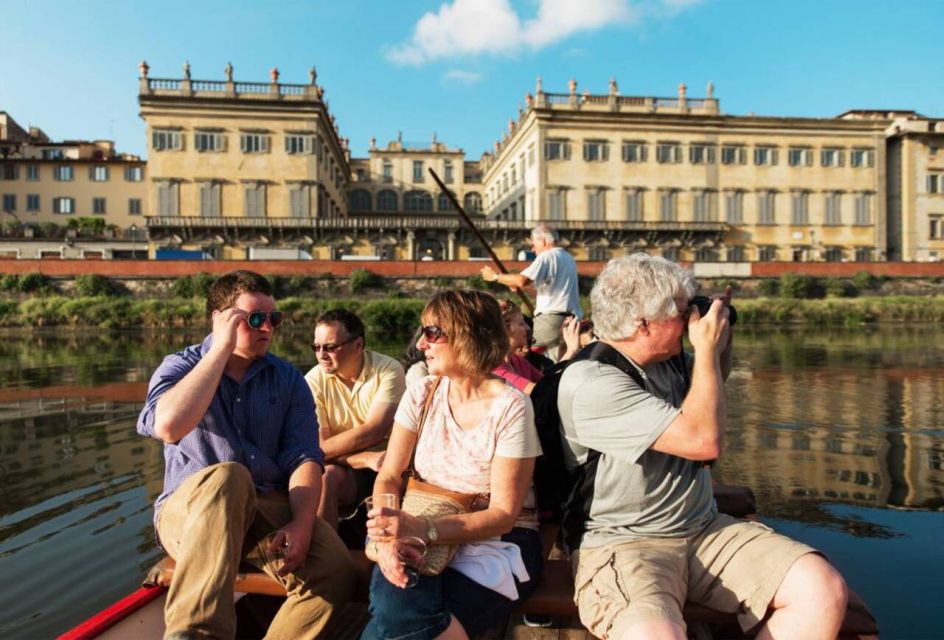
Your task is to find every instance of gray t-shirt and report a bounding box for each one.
[520,247,582,318]
[558,355,715,550]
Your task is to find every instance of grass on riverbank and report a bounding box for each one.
[2,294,943,329]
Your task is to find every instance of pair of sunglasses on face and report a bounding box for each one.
[246,311,283,329]
[420,325,447,343]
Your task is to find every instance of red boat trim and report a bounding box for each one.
[58,585,167,640]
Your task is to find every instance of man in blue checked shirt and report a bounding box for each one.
[138,270,355,640]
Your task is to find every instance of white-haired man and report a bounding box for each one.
[557,254,849,640]
[481,224,581,358]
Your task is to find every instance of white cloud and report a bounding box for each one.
[443,69,484,84]
[387,0,699,65]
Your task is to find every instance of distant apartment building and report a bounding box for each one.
[0,112,146,258]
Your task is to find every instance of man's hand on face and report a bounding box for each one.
[210,307,247,357]
[687,298,730,358]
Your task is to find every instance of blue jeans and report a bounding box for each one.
[361,527,543,640]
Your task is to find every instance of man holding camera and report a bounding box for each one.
[557,254,849,639]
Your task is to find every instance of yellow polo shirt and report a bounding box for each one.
[304,350,406,448]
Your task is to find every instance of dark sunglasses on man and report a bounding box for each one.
[246,311,284,329]
[311,335,361,354]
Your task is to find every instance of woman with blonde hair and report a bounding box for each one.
[362,290,543,640]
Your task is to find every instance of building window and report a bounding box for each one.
[855,247,872,262]
[404,190,432,212]
[758,191,776,224]
[587,190,605,221]
[285,134,313,155]
[199,182,221,216]
[695,247,719,262]
[655,142,681,164]
[725,191,744,224]
[41,148,64,160]
[544,139,571,161]
[195,131,225,152]
[927,173,943,193]
[689,144,716,165]
[791,192,809,224]
[824,246,843,262]
[244,184,266,217]
[124,166,143,182]
[152,129,182,151]
[26,165,40,181]
[625,189,643,221]
[850,148,875,168]
[854,192,872,225]
[825,192,842,225]
[382,161,393,183]
[928,214,944,240]
[528,144,535,166]
[621,141,648,163]
[92,197,107,214]
[349,189,371,212]
[758,246,777,262]
[377,189,397,212]
[53,197,75,214]
[788,147,813,167]
[444,160,454,183]
[754,146,778,166]
[289,186,310,218]
[54,165,74,181]
[90,165,109,182]
[1,163,19,180]
[464,192,482,213]
[27,194,40,211]
[721,145,747,165]
[547,190,566,220]
[412,161,424,183]
[508,202,519,221]
[157,182,178,216]
[727,246,745,262]
[129,198,141,215]
[437,191,455,213]
[240,133,270,154]
[821,147,845,167]
[583,140,609,162]
[693,191,714,221]
[662,247,679,262]
[2,194,15,211]
[659,190,677,221]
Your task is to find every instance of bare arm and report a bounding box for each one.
[152,308,245,444]
[481,265,532,291]
[270,461,323,576]
[320,401,398,463]
[651,300,729,461]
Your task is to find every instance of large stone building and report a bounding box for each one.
[2,65,943,262]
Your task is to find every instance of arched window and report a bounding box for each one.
[437,191,456,213]
[348,189,371,212]
[404,190,433,212]
[464,191,482,213]
[377,189,398,212]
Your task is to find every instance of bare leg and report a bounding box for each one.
[756,553,848,640]
[435,614,469,640]
[316,463,357,530]
[616,619,686,640]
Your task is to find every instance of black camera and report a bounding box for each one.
[688,295,737,326]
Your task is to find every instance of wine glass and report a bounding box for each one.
[395,535,427,588]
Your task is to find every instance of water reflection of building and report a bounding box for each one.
[720,365,943,510]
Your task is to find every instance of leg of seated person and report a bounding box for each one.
[435,614,469,640]
[362,566,452,640]
[157,462,256,639]
[248,492,357,640]
[317,463,358,531]
[573,539,688,640]
[756,553,848,640]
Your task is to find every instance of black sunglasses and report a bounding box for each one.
[311,335,360,354]
[247,311,283,329]
[421,325,447,343]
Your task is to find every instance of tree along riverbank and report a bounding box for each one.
[2,294,943,330]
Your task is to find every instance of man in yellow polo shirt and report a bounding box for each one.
[304,309,406,530]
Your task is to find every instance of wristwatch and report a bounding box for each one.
[425,518,439,543]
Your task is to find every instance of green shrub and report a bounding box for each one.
[288,275,312,293]
[170,276,195,298]
[465,275,502,292]
[757,279,780,296]
[852,270,879,291]
[0,274,18,291]
[349,268,382,294]
[18,272,50,293]
[779,273,820,299]
[191,273,216,297]
[433,277,452,289]
[359,299,426,335]
[824,278,857,298]
[75,274,125,297]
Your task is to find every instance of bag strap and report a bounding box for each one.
[407,376,442,479]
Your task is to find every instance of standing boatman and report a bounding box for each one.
[481,223,582,359]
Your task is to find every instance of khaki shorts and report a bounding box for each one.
[572,514,816,638]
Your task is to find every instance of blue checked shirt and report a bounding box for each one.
[137,335,323,523]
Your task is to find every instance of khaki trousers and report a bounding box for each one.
[156,462,357,640]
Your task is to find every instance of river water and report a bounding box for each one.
[0,327,942,639]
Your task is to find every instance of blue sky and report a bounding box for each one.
[2,0,942,160]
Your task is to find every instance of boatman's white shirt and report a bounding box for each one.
[520,247,582,318]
